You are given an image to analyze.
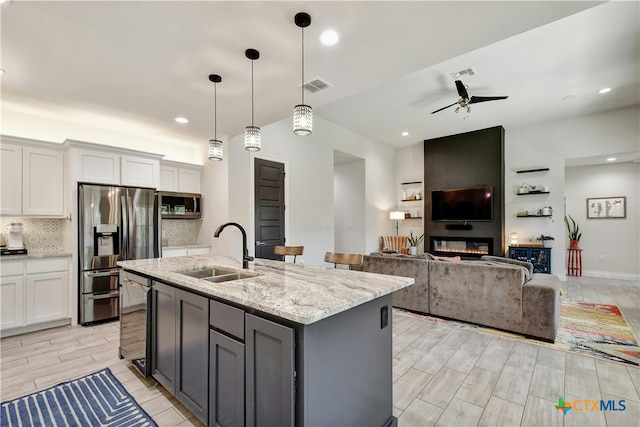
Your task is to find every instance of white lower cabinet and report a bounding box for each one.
[1,275,25,330]
[0,257,70,334]
[26,271,68,324]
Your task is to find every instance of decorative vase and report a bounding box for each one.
[409,246,418,255]
[570,240,580,250]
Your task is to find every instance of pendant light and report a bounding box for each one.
[207,74,223,161]
[244,48,261,151]
[293,12,312,136]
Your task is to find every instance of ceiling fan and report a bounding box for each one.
[431,80,508,114]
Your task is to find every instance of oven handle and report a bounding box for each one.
[87,270,120,278]
[87,291,120,300]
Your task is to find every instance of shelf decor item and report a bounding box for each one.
[565,215,582,249]
[587,196,626,219]
[536,234,554,248]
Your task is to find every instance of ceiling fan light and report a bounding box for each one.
[244,126,261,151]
[208,139,223,161]
[293,104,313,136]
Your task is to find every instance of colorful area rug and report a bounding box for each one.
[1,368,156,427]
[397,300,640,366]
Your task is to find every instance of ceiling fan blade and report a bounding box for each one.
[455,80,469,99]
[430,102,459,114]
[469,95,509,104]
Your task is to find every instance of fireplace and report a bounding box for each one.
[430,236,493,259]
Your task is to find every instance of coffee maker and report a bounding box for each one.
[1,222,27,255]
[7,223,24,249]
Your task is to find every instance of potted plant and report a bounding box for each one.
[407,231,424,255]
[565,215,582,249]
[535,234,554,248]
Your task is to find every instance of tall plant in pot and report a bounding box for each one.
[407,231,424,256]
[565,215,582,249]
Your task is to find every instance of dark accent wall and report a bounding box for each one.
[423,126,505,256]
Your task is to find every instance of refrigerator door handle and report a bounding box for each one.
[121,194,129,260]
[86,270,120,278]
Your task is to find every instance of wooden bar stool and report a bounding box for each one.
[567,248,583,276]
[324,252,363,270]
[274,245,304,263]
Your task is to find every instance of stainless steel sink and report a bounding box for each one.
[177,267,259,282]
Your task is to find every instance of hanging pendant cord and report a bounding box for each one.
[301,26,305,105]
[214,82,217,139]
[251,59,255,126]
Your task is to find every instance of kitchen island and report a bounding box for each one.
[118,255,413,427]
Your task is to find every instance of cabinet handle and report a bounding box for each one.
[255,241,266,246]
[87,270,120,278]
[87,291,119,300]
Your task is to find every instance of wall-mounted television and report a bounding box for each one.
[431,186,493,221]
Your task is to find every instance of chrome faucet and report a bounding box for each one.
[214,222,254,269]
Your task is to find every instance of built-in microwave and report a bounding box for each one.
[160,192,202,219]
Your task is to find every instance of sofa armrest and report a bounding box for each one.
[522,274,560,342]
[362,255,429,313]
[481,255,534,278]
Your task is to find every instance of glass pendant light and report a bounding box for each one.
[293,12,312,136]
[244,48,261,151]
[207,74,223,161]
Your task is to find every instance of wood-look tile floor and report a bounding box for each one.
[1,276,638,426]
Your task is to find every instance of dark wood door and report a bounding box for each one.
[254,158,285,260]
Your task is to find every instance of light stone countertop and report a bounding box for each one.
[0,251,72,261]
[118,255,414,325]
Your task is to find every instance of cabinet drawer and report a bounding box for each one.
[0,260,24,277]
[210,300,244,340]
[27,258,68,274]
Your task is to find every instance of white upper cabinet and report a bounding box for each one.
[74,149,120,185]
[23,147,64,215]
[0,137,64,217]
[160,162,202,194]
[0,143,23,215]
[121,155,160,188]
[66,140,163,188]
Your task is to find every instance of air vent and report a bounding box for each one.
[451,67,478,79]
[302,77,332,93]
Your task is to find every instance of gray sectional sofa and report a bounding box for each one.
[361,252,561,341]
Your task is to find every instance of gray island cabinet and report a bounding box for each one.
[118,255,413,427]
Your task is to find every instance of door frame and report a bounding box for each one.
[248,153,289,258]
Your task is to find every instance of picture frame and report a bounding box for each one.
[161,204,170,214]
[174,205,186,214]
[586,196,626,219]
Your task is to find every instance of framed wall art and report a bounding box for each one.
[586,196,626,219]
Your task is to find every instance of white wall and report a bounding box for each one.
[334,158,366,254]
[395,142,425,252]
[505,105,639,277]
[1,94,205,163]
[227,116,396,267]
[565,162,639,279]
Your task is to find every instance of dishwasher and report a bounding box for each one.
[119,270,152,377]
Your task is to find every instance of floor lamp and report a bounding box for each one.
[390,209,405,235]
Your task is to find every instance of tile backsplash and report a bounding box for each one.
[1,217,66,254]
[162,219,197,247]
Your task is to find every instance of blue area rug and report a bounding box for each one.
[1,368,156,427]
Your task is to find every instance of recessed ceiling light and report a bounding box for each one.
[174,117,189,124]
[402,131,409,137]
[606,157,617,162]
[598,87,612,94]
[320,29,339,46]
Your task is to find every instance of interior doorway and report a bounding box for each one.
[333,150,366,254]
[254,158,285,260]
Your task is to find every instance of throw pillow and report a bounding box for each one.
[481,255,534,277]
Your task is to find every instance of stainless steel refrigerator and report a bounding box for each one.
[78,183,159,325]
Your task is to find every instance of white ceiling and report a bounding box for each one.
[1,1,638,153]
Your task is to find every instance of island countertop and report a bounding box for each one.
[118,255,413,325]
